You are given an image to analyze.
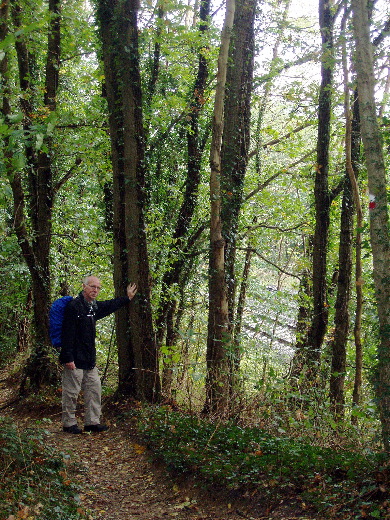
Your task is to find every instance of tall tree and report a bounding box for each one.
[291,0,336,382]
[306,0,334,374]
[96,0,159,401]
[352,0,390,451]
[220,0,257,388]
[204,0,235,415]
[221,0,256,330]
[154,0,212,397]
[329,10,362,419]
[1,0,62,391]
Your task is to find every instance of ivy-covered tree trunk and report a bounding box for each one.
[155,0,211,397]
[218,0,256,400]
[221,0,256,339]
[330,67,362,419]
[96,0,159,402]
[352,0,390,451]
[329,174,353,418]
[2,0,61,392]
[299,0,334,379]
[348,88,364,422]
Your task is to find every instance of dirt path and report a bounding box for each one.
[43,419,249,520]
[0,372,314,520]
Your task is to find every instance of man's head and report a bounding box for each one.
[82,276,101,302]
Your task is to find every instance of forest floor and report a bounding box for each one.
[0,369,320,520]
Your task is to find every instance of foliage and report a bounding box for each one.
[137,406,390,519]
[0,417,85,520]
[0,235,31,361]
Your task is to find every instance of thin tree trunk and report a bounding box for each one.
[16,288,33,352]
[205,0,235,415]
[329,177,353,419]
[155,0,211,351]
[347,87,363,423]
[303,0,334,378]
[233,245,252,371]
[329,12,362,419]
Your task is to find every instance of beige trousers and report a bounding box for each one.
[62,366,101,427]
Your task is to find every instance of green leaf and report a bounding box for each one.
[8,113,24,124]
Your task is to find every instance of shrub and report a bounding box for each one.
[137,407,390,519]
[0,417,84,520]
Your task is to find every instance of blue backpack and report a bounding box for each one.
[49,296,73,350]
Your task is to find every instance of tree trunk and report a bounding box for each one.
[221,0,256,328]
[96,0,159,402]
[352,0,390,451]
[303,0,334,378]
[233,245,252,371]
[329,175,353,419]
[2,0,61,392]
[351,88,363,423]
[97,0,130,392]
[155,0,211,351]
[204,0,235,415]
[329,24,362,419]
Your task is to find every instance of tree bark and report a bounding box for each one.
[303,0,334,378]
[2,0,61,391]
[352,0,390,451]
[96,0,159,401]
[329,176,353,419]
[204,0,235,415]
[221,0,256,330]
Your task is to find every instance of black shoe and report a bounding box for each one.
[84,424,109,433]
[63,424,83,434]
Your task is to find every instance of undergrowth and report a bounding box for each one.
[136,406,390,520]
[0,416,84,520]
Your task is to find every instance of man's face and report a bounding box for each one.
[82,277,101,302]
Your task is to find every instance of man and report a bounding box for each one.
[59,275,137,434]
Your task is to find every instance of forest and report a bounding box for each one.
[0,0,390,517]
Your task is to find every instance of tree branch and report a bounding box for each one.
[241,221,307,239]
[248,122,315,161]
[243,247,301,280]
[53,157,82,195]
[253,51,320,88]
[373,17,390,47]
[245,149,316,202]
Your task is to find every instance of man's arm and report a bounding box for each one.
[95,284,138,320]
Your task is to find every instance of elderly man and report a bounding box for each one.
[59,276,137,433]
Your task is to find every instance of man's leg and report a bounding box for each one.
[62,367,83,428]
[82,367,102,426]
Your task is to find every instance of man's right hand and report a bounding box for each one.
[65,361,76,370]
[127,283,138,300]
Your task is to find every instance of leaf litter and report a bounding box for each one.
[0,372,318,520]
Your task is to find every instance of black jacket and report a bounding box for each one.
[59,292,129,370]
